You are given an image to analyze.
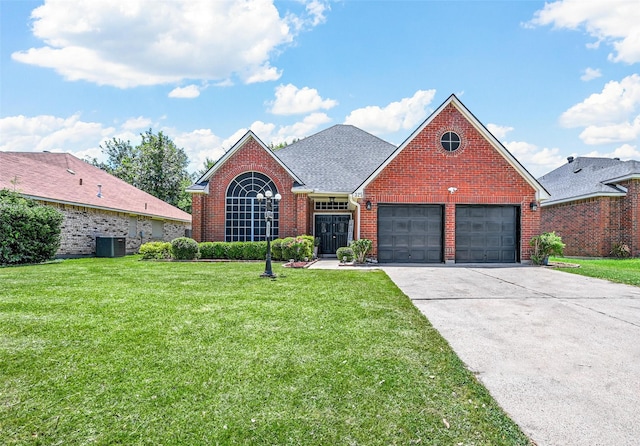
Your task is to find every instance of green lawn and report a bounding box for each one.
[1,257,531,445]
[551,257,640,287]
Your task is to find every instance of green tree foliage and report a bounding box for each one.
[195,157,218,179]
[0,189,63,265]
[89,129,192,213]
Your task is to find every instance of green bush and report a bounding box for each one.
[171,237,199,260]
[282,236,313,261]
[350,238,372,263]
[139,241,172,260]
[529,232,565,265]
[198,242,216,259]
[244,241,267,260]
[336,246,354,263]
[271,238,284,260]
[0,189,63,265]
[226,242,245,260]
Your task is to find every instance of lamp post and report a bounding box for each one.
[256,190,281,278]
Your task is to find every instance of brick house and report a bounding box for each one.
[0,152,192,257]
[188,94,548,263]
[538,156,640,257]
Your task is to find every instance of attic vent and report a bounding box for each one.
[66,169,75,175]
[567,156,574,163]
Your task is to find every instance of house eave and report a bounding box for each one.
[540,191,627,207]
[24,194,192,223]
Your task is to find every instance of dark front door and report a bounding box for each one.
[377,205,443,263]
[315,215,351,256]
[455,205,518,263]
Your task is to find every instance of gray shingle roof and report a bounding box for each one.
[275,124,397,193]
[538,157,640,205]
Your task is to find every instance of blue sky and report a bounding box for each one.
[1,0,639,177]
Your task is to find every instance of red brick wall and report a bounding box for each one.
[541,179,639,257]
[191,138,303,242]
[362,103,540,261]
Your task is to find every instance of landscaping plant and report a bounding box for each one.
[171,237,200,260]
[0,189,63,265]
[529,231,565,265]
[350,238,373,263]
[336,246,354,262]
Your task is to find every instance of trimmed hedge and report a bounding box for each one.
[139,241,172,259]
[171,237,199,260]
[0,189,63,265]
[198,241,267,260]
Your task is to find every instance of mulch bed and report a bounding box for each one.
[283,259,318,268]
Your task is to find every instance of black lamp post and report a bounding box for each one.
[256,190,281,278]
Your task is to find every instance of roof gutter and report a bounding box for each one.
[540,191,627,207]
[22,195,192,223]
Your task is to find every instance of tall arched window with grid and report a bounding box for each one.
[225,172,279,242]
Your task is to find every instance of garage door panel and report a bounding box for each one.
[456,205,518,263]
[378,205,442,263]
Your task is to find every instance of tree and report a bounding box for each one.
[94,138,138,185]
[136,129,190,208]
[90,130,192,213]
[195,156,218,179]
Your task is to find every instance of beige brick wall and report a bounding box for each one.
[44,202,191,256]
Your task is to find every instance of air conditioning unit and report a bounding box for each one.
[96,236,126,257]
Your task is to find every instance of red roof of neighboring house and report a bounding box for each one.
[0,152,191,223]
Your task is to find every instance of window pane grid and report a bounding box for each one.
[225,172,279,242]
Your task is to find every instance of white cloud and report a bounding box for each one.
[0,114,115,159]
[560,74,640,127]
[486,123,514,140]
[122,116,153,130]
[579,116,640,145]
[344,89,437,135]
[583,143,640,159]
[581,67,602,81]
[173,128,224,173]
[169,85,201,99]
[504,140,567,177]
[12,0,327,88]
[269,84,337,115]
[529,0,640,64]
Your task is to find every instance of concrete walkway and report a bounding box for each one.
[310,260,640,445]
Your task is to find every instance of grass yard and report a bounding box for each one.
[1,257,531,445]
[551,257,640,287]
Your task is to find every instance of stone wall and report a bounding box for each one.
[43,202,191,256]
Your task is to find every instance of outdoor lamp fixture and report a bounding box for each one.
[256,190,282,278]
[530,201,538,212]
[366,200,372,210]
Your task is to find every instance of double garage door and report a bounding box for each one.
[377,205,518,263]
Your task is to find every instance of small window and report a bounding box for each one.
[152,220,163,240]
[440,131,461,152]
[128,217,137,237]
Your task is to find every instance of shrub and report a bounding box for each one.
[226,242,245,260]
[139,241,172,260]
[243,241,267,260]
[171,237,199,260]
[0,189,63,265]
[282,236,313,261]
[350,238,372,263]
[610,242,631,258]
[529,232,565,265]
[271,238,284,260]
[198,242,215,259]
[336,246,354,263]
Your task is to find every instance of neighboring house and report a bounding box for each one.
[538,156,639,257]
[188,94,549,263]
[0,152,192,257]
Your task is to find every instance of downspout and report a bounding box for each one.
[348,193,360,240]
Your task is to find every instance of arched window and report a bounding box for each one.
[225,172,279,242]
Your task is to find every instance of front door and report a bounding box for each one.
[315,215,351,257]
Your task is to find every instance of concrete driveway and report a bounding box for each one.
[381,265,640,446]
